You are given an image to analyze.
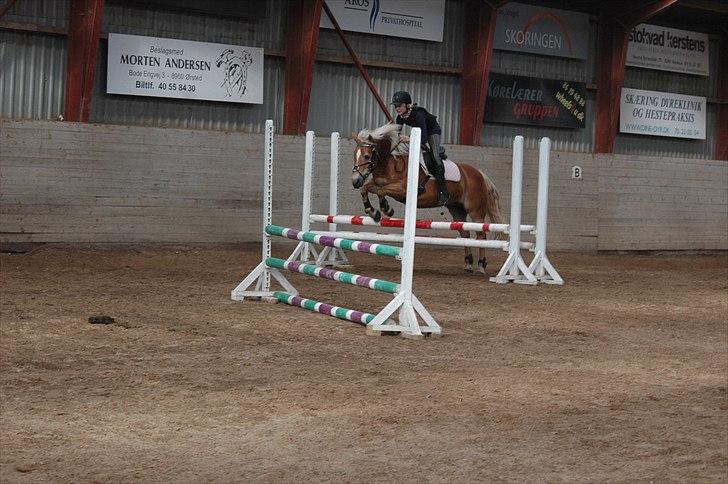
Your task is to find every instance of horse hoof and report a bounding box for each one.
[464,265,473,272]
[477,259,487,275]
[384,207,394,217]
[372,210,381,222]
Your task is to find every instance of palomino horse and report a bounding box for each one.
[351,124,504,274]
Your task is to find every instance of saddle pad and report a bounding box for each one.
[419,157,462,183]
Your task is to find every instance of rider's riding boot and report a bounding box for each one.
[432,166,449,206]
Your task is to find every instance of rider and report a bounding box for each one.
[391,90,449,206]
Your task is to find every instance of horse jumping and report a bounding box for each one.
[351,124,504,274]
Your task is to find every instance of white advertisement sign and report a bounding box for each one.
[620,88,706,140]
[493,2,590,59]
[320,0,445,42]
[626,24,709,76]
[107,33,264,104]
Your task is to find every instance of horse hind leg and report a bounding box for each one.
[447,205,473,272]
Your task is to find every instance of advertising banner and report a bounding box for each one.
[626,24,709,76]
[620,88,706,139]
[107,33,264,104]
[485,74,586,128]
[493,2,589,59]
[320,0,445,42]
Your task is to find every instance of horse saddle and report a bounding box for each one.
[417,147,461,195]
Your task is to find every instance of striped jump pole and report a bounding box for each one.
[310,229,533,250]
[265,257,399,293]
[273,292,376,325]
[265,224,401,258]
[310,214,535,234]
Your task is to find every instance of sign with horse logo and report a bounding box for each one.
[320,0,445,42]
[107,33,264,104]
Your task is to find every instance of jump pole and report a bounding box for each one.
[490,135,537,284]
[233,122,439,338]
[366,127,440,338]
[315,132,350,267]
[308,134,539,270]
[231,120,297,300]
[524,137,563,285]
[287,131,317,263]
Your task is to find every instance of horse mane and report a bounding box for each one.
[357,123,410,157]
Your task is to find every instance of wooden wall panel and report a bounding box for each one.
[597,154,728,250]
[1,119,726,251]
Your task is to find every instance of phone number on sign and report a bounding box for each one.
[158,83,197,92]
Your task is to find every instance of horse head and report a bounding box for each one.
[351,125,401,188]
[216,49,234,68]
[352,134,385,189]
[240,50,254,66]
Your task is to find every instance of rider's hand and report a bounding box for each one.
[401,135,410,142]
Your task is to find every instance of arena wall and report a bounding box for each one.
[2,119,725,250]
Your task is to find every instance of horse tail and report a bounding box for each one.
[478,169,504,238]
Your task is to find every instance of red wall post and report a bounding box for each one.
[594,0,678,153]
[64,0,104,122]
[594,19,628,153]
[283,0,323,135]
[716,36,727,160]
[459,0,501,146]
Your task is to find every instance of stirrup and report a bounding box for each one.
[437,190,449,206]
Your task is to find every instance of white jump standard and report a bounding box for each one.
[300,128,562,285]
[232,122,440,338]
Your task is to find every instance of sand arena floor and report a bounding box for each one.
[1,246,726,482]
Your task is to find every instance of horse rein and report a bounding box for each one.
[352,142,380,182]
[353,139,406,182]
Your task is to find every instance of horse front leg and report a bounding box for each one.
[360,184,381,222]
[378,196,394,218]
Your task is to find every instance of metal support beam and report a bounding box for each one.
[0,0,19,19]
[717,35,728,160]
[594,0,678,153]
[459,0,503,146]
[321,1,393,124]
[594,19,628,153]
[283,0,323,135]
[63,0,103,122]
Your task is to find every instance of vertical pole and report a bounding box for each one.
[329,132,339,232]
[260,120,275,291]
[301,131,315,261]
[397,127,422,335]
[491,135,537,285]
[508,136,524,276]
[283,0,323,135]
[534,137,551,269]
[527,137,563,285]
[459,0,500,145]
[717,36,728,160]
[594,19,628,153]
[64,0,104,121]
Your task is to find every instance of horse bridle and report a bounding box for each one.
[352,142,380,183]
[352,139,405,182]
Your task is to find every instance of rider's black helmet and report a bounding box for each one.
[391,91,412,105]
